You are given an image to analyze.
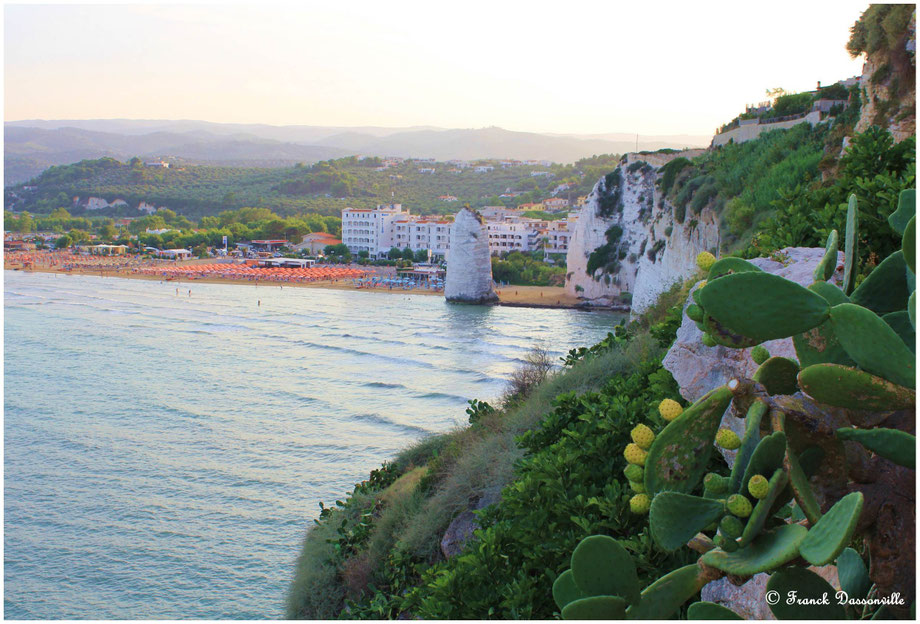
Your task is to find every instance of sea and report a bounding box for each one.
[4,270,621,619]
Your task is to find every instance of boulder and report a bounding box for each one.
[701,565,839,620]
[662,247,844,466]
[440,490,500,559]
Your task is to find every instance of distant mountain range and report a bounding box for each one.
[4,119,711,185]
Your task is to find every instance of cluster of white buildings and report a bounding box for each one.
[341,204,576,260]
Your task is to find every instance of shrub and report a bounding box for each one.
[501,347,555,407]
[724,197,755,236]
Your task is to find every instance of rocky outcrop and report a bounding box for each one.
[662,247,844,464]
[564,151,719,314]
[445,208,498,304]
[854,9,915,142]
[663,247,844,403]
[440,490,500,559]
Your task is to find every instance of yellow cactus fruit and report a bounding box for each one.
[748,474,770,499]
[624,443,648,466]
[696,251,717,271]
[698,279,708,289]
[629,480,646,493]
[658,398,683,422]
[716,428,742,450]
[629,493,651,514]
[630,424,656,450]
[727,494,753,518]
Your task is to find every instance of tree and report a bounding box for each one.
[54,235,73,249]
[401,247,414,260]
[413,248,429,263]
[358,250,369,259]
[100,224,117,241]
[387,247,403,260]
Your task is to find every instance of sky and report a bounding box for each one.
[4,1,871,136]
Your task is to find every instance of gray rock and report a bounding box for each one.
[701,565,839,619]
[662,247,844,466]
[439,491,500,559]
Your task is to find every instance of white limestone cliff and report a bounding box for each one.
[565,151,719,315]
[445,208,499,304]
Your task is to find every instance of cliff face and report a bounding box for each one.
[854,9,916,142]
[565,152,719,315]
[445,207,498,304]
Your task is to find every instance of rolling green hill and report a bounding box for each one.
[5,154,623,219]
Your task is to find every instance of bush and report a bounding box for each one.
[501,347,555,407]
[724,197,755,236]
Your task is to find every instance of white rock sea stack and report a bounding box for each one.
[445,207,498,305]
[565,151,719,316]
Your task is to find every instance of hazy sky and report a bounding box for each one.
[5,1,870,136]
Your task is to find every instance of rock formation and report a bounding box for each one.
[445,207,499,304]
[662,247,844,465]
[565,151,719,315]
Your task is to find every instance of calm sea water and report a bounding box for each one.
[4,270,619,619]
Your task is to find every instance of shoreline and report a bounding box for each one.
[5,265,606,310]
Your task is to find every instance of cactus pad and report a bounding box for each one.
[686,303,704,322]
[740,431,787,496]
[552,569,585,610]
[738,469,787,546]
[813,229,839,282]
[903,215,915,275]
[649,492,726,551]
[910,291,916,330]
[561,596,626,620]
[785,446,822,525]
[830,303,916,387]
[644,386,734,496]
[624,564,708,620]
[798,363,916,411]
[836,427,916,469]
[569,535,640,605]
[850,250,911,315]
[793,315,856,368]
[837,547,871,600]
[888,189,915,235]
[808,280,850,305]
[729,400,768,493]
[767,566,847,619]
[843,194,858,295]
[707,257,763,281]
[700,524,808,575]
[883,310,916,353]
[799,491,864,565]
[687,601,742,620]
[752,356,801,396]
[699,272,831,342]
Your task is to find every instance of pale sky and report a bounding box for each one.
[4,1,870,136]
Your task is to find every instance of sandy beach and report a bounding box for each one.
[5,254,583,309]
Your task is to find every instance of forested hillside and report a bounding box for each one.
[4,154,622,219]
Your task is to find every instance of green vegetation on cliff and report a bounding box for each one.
[286,283,700,619]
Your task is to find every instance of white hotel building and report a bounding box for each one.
[341,205,573,260]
